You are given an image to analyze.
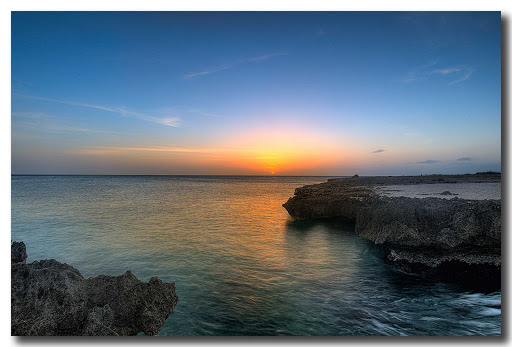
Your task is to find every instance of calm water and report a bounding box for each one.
[11,175,501,336]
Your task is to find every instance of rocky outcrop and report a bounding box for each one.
[283,174,501,280]
[12,241,27,264]
[11,242,178,336]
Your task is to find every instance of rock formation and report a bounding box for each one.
[11,241,178,336]
[283,174,501,281]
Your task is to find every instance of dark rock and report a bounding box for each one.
[282,174,501,279]
[440,190,456,195]
[11,241,27,264]
[352,174,359,178]
[11,242,178,336]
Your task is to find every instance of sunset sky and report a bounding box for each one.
[12,12,501,175]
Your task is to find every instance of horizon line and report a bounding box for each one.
[11,172,500,177]
[11,173,349,177]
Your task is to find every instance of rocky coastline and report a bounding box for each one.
[283,174,501,284]
[11,241,178,336]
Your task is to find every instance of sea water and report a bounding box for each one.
[11,175,501,336]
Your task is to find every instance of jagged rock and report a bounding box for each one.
[11,241,27,264]
[11,242,178,336]
[282,174,501,279]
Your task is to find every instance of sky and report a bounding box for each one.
[11,11,501,175]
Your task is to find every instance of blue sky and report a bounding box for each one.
[11,12,501,175]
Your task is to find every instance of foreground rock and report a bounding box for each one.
[283,174,501,283]
[11,242,178,336]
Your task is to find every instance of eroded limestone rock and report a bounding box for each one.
[11,242,178,336]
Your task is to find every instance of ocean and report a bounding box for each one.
[11,175,501,336]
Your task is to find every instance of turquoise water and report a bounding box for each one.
[11,175,501,336]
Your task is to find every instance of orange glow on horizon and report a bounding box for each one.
[70,125,353,175]
[218,127,346,175]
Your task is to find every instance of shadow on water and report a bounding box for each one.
[284,217,357,233]
[285,217,501,294]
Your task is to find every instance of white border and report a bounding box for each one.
[2,1,510,346]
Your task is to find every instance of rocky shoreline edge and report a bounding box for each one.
[283,173,501,286]
[11,241,178,336]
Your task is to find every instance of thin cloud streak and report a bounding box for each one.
[12,112,118,134]
[403,61,473,85]
[71,145,261,155]
[417,59,440,70]
[372,149,385,153]
[184,66,233,79]
[73,146,218,155]
[246,51,288,62]
[15,95,182,127]
[429,67,463,75]
[448,68,474,85]
[34,123,117,134]
[184,51,288,79]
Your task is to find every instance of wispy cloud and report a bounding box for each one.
[415,160,440,164]
[402,60,438,83]
[185,51,288,79]
[13,111,58,120]
[430,67,460,75]
[72,146,217,155]
[12,112,118,134]
[246,51,288,62]
[418,59,440,70]
[457,157,473,161]
[14,95,182,127]
[71,146,257,155]
[71,145,262,156]
[403,61,473,85]
[448,68,474,85]
[32,123,115,134]
[184,66,233,79]
[372,149,385,153]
